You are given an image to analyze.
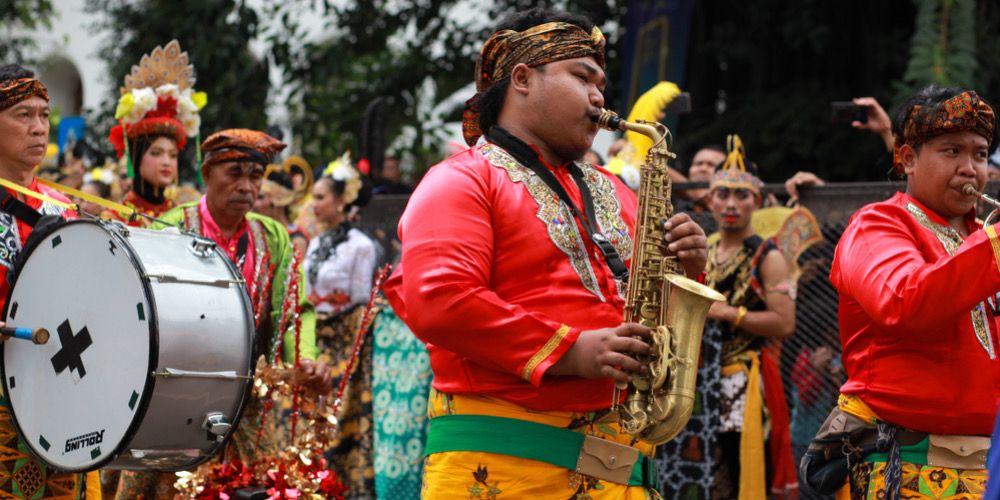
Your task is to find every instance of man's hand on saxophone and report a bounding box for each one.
[662,211,708,277]
[549,323,652,382]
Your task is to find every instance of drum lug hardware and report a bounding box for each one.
[203,412,231,442]
[188,237,217,258]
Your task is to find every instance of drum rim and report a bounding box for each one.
[0,219,161,472]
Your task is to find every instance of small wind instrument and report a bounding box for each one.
[963,184,1000,227]
[593,109,725,445]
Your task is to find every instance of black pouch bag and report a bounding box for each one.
[799,407,880,495]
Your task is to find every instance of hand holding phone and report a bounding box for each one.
[830,101,868,124]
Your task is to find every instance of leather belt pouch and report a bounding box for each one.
[927,435,990,470]
[576,434,639,485]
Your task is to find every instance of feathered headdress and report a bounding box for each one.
[108,40,207,178]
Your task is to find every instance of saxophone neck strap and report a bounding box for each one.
[486,126,629,281]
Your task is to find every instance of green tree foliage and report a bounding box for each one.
[265,0,623,174]
[0,0,55,62]
[86,0,270,178]
[898,0,977,95]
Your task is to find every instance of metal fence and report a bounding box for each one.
[361,180,990,498]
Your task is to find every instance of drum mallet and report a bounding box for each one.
[0,327,49,345]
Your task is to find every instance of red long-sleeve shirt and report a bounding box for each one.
[384,143,637,411]
[830,192,1000,435]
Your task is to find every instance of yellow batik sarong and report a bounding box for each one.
[422,388,660,499]
[840,395,988,500]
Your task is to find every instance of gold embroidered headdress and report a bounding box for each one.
[710,134,763,196]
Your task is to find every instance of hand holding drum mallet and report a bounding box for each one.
[0,321,49,344]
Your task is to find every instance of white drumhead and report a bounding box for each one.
[2,221,153,471]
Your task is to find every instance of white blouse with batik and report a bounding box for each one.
[304,226,376,316]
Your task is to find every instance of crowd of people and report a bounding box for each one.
[2,5,1000,500]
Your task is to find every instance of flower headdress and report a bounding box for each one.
[710,134,763,196]
[108,40,207,178]
[323,152,362,205]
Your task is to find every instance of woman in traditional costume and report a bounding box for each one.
[107,40,205,226]
[303,157,377,498]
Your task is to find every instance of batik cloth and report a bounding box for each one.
[372,304,432,500]
[422,389,660,499]
[893,90,995,171]
[201,128,285,169]
[317,306,373,499]
[462,22,605,145]
[707,235,796,499]
[0,77,48,110]
[654,320,723,500]
[850,460,986,500]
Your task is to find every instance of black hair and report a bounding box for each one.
[266,170,295,190]
[697,144,726,156]
[128,134,177,204]
[476,8,597,135]
[0,64,33,83]
[82,180,111,199]
[316,174,373,211]
[128,134,177,172]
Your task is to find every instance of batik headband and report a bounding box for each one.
[710,134,763,196]
[202,129,286,169]
[0,78,49,111]
[893,90,996,172]
[462,21,606,146]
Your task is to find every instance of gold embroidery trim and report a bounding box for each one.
[521,324,573,382]
[906,202,995,359]
[986,225,1000,275]
[481,144,604,299]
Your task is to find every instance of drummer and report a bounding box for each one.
[114,129,330,498]
[0,65,101,499]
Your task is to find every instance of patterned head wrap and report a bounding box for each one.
[0,77,49,111]
[201,129,286,170]
[462,21,606,146]
[710,134,763,196]
[893,90,996,172]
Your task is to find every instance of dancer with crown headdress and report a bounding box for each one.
[106,40,206,226]
[656,136,801,500]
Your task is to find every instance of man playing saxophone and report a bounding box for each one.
[821,85,999,499]
[384,7,707,498]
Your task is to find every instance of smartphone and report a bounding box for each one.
[664,92,692,115]
[830,101,868,124]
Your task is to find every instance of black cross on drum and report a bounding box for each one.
[50,319,92,378]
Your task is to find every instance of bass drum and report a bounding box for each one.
[1,219,254,472]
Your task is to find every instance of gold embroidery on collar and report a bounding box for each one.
[480,144,633,300]
[906,202,995,359]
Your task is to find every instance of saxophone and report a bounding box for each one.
[594,109,725,445]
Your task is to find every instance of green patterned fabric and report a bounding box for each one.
[371,306,431,499]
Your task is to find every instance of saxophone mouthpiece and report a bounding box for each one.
[963,184,980,197]
[593,109,624,131]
